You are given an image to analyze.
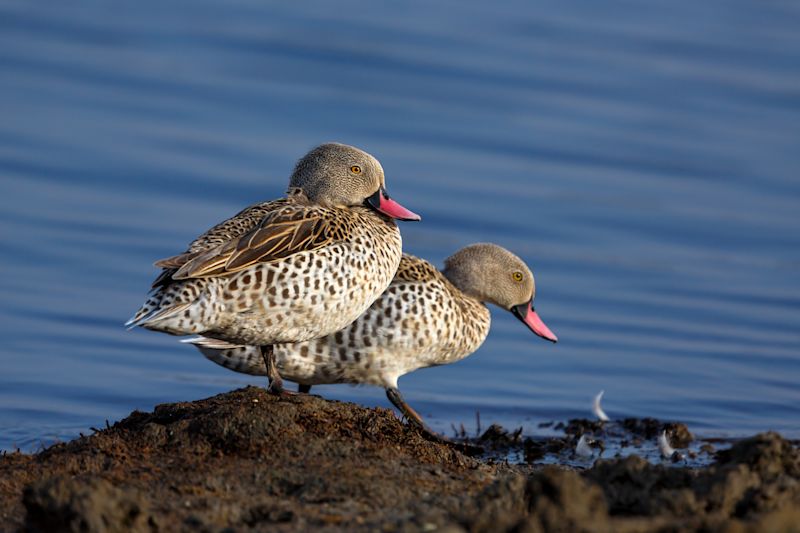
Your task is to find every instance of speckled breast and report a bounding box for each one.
[203,209,402,346]
[272,266,492,387]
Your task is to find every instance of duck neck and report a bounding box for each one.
[439,270,491,362]
[442,266,486,304]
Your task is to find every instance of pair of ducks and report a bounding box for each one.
[127,143,557,441]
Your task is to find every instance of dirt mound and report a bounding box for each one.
[0,387,489,531]
[23,476,153,533]
[1,387,798,532]
[583,431,800,531]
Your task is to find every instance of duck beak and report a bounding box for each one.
[366,187,421,221]
[511,301,558,343]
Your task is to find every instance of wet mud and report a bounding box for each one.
[1,386,798,532]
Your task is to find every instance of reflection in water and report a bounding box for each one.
[1,0,799,450]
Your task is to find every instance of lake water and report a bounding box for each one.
[2,0,799,452]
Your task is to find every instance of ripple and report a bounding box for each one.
[1,0,799,451]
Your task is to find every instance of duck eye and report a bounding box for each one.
[350,165,362,174]
[512,271,524,282]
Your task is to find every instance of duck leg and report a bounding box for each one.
[385,387,483,455]
[260,345,290,395]
[385,387,426,429]
[260,346,313,398]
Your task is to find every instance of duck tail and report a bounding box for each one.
[125,291,164,329]
[125,301,193,330]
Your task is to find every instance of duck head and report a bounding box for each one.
[443,243,558,343]
[289,143,420,221]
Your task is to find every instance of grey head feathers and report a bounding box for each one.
[289,143,385,208]
[442,243,535,310]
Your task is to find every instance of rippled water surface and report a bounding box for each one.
[2,0,799,451]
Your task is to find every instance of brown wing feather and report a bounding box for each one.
[150,197,297,288]
[171,206,341,280]
[154,251,202,269]
[153,199,290,268]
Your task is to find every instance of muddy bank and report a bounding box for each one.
[1,387,798,532]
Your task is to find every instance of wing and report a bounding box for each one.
[150,194,304,288]
[171,204,342,280]
[154,198,290,268]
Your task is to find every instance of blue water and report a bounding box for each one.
[2,0,799,451]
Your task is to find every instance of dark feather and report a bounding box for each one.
[172,205,343,280]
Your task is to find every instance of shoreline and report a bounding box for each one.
[2,386,798,531]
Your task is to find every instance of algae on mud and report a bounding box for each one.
[1,386,798,532]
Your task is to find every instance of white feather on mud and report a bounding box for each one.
[659,429,685,461]
[576,434,594,458]
[592,390,610,422]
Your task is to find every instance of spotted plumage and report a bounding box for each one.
[126,143,420,393]
[194,253,490,383]
[189,243,558,437]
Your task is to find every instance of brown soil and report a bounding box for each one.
[1,386,798,532]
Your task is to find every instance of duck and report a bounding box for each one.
[186,243,557,439]
[126,142,420,395]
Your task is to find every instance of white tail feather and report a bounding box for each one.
[181,336,245,350]
[125,302,193,330]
